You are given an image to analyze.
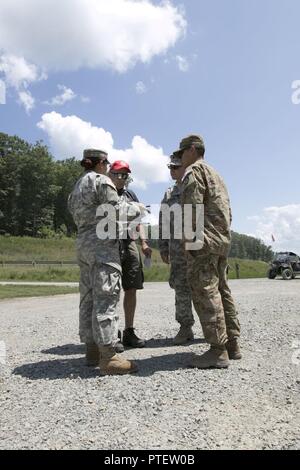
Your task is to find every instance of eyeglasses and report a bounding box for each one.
[101,159,110,165]
[110,172,129,180]
[167,165,182,170]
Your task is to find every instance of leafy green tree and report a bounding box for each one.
[53,158,82,235]
[0,133,31,234]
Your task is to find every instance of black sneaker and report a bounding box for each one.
[123,328,146,348]
[114,341,125,353]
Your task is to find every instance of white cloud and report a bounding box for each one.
[0,0,186,73]
[44,85,76,106]
[175,55,189,72]
[37,112,170,189]
[249,204,300,253]
[136,81,147,95]
[0,53,46,89]
[18,90,35,114]
[0,53,46,111]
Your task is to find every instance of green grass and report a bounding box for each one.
[227,258,269,280]
[0,235,76,262]
[0,285,79,300]
[0,266,80,282]
[0,236,269,282]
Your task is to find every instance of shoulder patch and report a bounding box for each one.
[98,174,117,190]
[182,168,193,185]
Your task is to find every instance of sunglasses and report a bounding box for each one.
[167,165,182,170]
[110,172,129,180]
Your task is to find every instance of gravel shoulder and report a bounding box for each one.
[0,279,300,450]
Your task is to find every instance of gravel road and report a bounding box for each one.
[0,279,299,450]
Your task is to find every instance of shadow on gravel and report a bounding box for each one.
[12,352,200,379]
[133,352,196,377]
[145,337,206,348]
[41,339,206,356]
[41,344,85,356]
[13,358,99,380]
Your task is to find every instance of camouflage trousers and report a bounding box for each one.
[78,258,121,347]
[186,252,240,347]
[169,259,194,327]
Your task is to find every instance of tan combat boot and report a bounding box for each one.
[189,346,230,369]
[86,342,100,367]
[99,346,138,376]
[226,338,242,360]
[173,326,194,345]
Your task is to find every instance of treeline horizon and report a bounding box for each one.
[0,132,274,262]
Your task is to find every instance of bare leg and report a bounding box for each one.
[124,288,137,329]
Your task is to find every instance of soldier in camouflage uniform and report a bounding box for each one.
[175,135,241,369]
[159,154,195,345]
[68,149,145,375]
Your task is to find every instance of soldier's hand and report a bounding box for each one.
[141,242,152,258]
[160,253,169,264]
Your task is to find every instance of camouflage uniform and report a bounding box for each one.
[68,170,141,347]
[159,183,194,328]
[181,159,240,348]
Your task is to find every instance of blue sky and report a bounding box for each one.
[1,0,300,251]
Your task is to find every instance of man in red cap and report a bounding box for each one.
[109,160,152,350]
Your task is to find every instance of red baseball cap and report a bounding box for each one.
[110,160,131,173]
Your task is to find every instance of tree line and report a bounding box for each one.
[0,132,274,261]
[0,132,81,237]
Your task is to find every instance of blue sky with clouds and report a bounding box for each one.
[1,0,300,252]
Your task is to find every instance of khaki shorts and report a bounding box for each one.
[121,240,144,291]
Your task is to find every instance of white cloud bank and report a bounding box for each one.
[37,112,170,189]
[249,204,300,253]
[0,0,186,73]
[0,1,185,112]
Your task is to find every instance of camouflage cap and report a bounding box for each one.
[175,134,205,154]
[83,148,108,160]
[167,153,183,168]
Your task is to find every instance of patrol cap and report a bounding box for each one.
[110,160,131,173]
[175,134,205,155]
[83,148,109,161]
[167,153,183,168]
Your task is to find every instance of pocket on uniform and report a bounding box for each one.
[93,263,121,296]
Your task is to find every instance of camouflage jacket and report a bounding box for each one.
[181,159,232,256]
[68,170,142,269]
[158,182,185,260]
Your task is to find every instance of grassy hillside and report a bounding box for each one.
[0,236,269,282]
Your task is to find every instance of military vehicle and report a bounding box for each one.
[268,252,300,280]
